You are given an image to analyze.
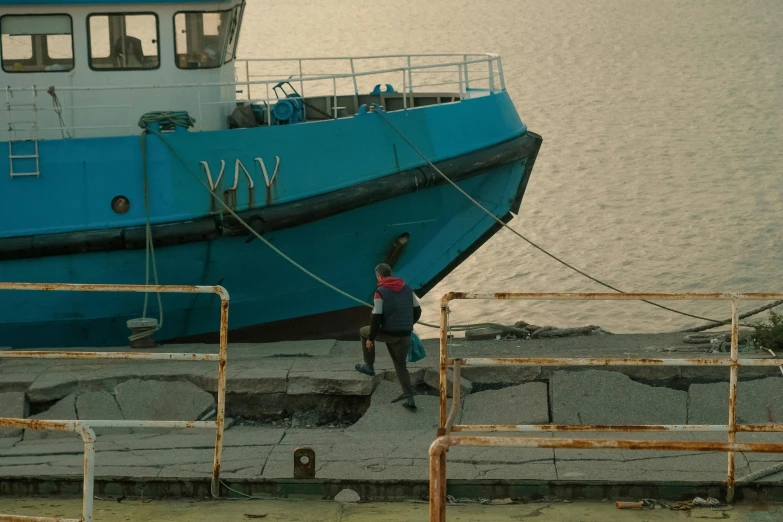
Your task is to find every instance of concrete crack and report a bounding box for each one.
[258,445,279,476]
[3,450,83,458]
[224,464,259,475]
[112,393,124,420]
[258,456,269,476]
[738,451,751,471]
[74,393,83,420]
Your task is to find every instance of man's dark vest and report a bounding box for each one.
[378,284,415,335]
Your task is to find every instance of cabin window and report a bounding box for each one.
[88,13,160,70]
[0,15,74,73]
[174,9,238,69]
[223,5,244,64]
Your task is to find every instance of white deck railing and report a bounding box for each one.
[235,52,505,98]
[2,53,505,141]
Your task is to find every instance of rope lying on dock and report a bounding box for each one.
[737,462,783,484]
[679,300,783,333]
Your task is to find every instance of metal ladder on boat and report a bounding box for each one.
[5,86,40,178]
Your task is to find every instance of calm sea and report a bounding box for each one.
[239,0,783,334]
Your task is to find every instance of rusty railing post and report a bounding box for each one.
[81,425,96,522]
[429,437,449,522]
[439,295,450,431]
[211,288,230,498]
[726,298,740,503]
[445,359,461,433]
[429,449,441,521]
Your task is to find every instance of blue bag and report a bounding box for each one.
[408,332,426,363]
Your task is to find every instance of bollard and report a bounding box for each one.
[127,318,158,348]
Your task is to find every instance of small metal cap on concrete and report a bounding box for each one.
[334,489,360,503]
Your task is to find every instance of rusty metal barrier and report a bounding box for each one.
[430,292,783,522]
[0,283,230,522]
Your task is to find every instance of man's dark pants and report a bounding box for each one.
[360,326,415,398]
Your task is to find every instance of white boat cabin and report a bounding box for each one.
[1,0,502,147]
[1,0,245,138]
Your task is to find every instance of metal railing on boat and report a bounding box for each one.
[429,292,783,522]
[0,282,230,522]
[1,53,505,140]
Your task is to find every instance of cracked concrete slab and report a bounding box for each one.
[0,438,20,450]
[0,464,81,477]
[76,391,128,436]
[95,466,164,479]
[474,463,558,480]
[101,428,286,452]
[554,463,737,482]
[25,394,77,440]
[316,460,432,481]
[423,368,472,398]
[0,392,26,438]
[227,340,337,358]
[689,377,783,425]
[115,380,215,422]
[551,370,687,425]
[347,382,447,432]
[0,372,44,394]
[25,362,208,403]
[2,438,99,457]
[212,367,289,394]
[287,370,381,395]
[460,365,541,386]
[125,448,215,467]
[460,382,548,425]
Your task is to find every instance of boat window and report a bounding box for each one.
[223,4,244,64]
[88,13,159,70]
[1,15,74,73]
[174,9,235,69]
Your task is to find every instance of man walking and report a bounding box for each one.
[355,263,421,411]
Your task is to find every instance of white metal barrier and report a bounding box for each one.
[0,283,230,522]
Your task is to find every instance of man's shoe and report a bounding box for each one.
[402,397,417,411]
[354,363,375,376]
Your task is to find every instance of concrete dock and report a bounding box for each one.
[1,333,782,502]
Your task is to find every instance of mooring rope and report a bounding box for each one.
[138,113,373,311]
[136,109,780,334]
[371,106,780,331]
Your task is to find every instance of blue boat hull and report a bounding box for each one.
[0,93,541,348]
